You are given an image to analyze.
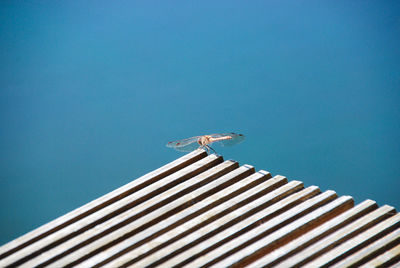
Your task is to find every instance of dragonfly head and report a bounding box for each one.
[197,135,212,146]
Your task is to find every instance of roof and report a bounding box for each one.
[0,149,399,267]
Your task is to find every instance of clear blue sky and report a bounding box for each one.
[1,1,399,245]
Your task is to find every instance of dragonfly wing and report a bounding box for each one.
[173,142,201,152]
[210,133,245,147]
[166,136,201,152]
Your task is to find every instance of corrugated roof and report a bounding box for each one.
[0,149,399,267]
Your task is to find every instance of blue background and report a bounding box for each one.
[1,1,399,245]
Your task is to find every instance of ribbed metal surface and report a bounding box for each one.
[1,149,399,267]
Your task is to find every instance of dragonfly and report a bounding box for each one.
[166,133,245,154]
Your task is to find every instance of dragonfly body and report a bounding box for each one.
[197,135,232,146]
[167,133,244,154]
